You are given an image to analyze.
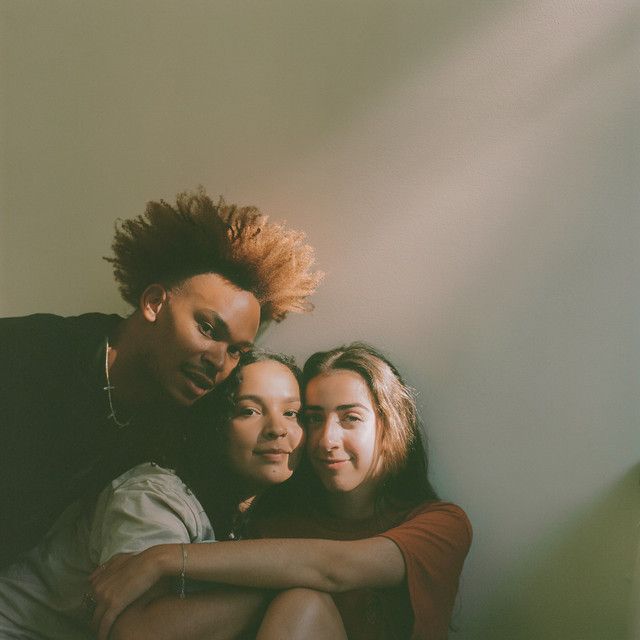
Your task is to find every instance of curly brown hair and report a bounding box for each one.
[105,188,323,322]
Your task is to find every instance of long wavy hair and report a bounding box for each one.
[303,343,438,509]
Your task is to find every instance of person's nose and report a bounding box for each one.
[315,417,340,451]
[263,412,289,440]
[201,340,227,375]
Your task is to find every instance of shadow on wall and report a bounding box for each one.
[457,464,640,640]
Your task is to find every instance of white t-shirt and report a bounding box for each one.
[0,463,215,639]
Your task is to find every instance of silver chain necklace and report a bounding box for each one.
[104,338,131,429]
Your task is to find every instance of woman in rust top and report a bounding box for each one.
[92,343,472,640]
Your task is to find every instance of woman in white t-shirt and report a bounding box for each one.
[0,350,304,640]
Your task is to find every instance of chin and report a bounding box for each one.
[320,479,352,493]
[172,383,210,407]
[266,474,292,486]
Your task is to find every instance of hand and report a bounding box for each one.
[89,549,165,640]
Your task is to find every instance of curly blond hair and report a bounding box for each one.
[105,188,323,322]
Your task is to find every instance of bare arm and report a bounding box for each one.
[154,536,405,592]
[92,536,404,640]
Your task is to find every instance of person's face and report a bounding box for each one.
[143,273,261,407]
[305,370,381,496]
[226,360,304,491]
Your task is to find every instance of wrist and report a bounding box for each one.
[154,544,181,578]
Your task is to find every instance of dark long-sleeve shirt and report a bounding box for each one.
[0,313,182,567]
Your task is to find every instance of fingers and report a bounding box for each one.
[90,553,132,582]
[90,582,126,640]
[88,550,157,639]
[89,563,106,584]
[89,557,131,638]
[97,602,122,640]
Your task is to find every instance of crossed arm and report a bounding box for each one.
[92,536,406,640]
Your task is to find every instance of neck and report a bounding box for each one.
[323,482,379,521]
[218,471,261,518]
[228,482,261,540]
[107,314,165,414]
[234,476,264,512]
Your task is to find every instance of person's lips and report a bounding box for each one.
[182,367,215,393]
[314,457,351,470]
[254,447,291,462]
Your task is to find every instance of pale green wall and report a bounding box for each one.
[1,1,638,638]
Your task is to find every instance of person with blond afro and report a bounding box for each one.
[0,188,323,569]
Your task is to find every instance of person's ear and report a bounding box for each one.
[140,284,168,323]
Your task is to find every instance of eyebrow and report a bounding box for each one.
[304,403,371,413]
[237,395,301,404]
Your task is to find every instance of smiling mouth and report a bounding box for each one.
[316,458,351,467]
[254,449,291,463]
[254,448,291,456]
[182,367,215,392]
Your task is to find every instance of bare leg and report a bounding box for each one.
[111,586,268,640]
[256,588,347,640]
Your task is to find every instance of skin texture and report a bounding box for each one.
[226,360,304,493]
[93,537,404,640]
[110,586,268,640]
[111,587,347,640]
[305,370,382,519]
[91,370,407,640]
[109,273,261,410]
[256,588,347,640]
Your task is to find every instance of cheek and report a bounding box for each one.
[227,424,256,457]
[353,430,378,468]
[290,423,305,449]
[184,327,206,355]
[170,318,202,356]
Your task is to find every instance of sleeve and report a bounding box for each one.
[379,502,472,640]
[88,472,204,565]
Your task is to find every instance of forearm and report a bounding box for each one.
[111,587,269,640]
[151,536,405,593]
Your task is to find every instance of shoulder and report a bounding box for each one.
[105,462,196,501]
[95,462,206,525]
[383,501,472,552]
[90,463,213,561]
[406,500,471,526]
[0,312,122,362]
[0,313,65,345]
[0,312,122,335]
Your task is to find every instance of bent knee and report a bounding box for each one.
[270,588,344,631]
[272,587,334,609]
[260,588,346,640]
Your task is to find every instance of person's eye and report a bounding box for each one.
[227,345,247,360]
[284,409,300,419]
[198,321,220,340]
[236,406,259,417]
[342,414,363,423]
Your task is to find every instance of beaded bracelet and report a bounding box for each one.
[179,543,188,599]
